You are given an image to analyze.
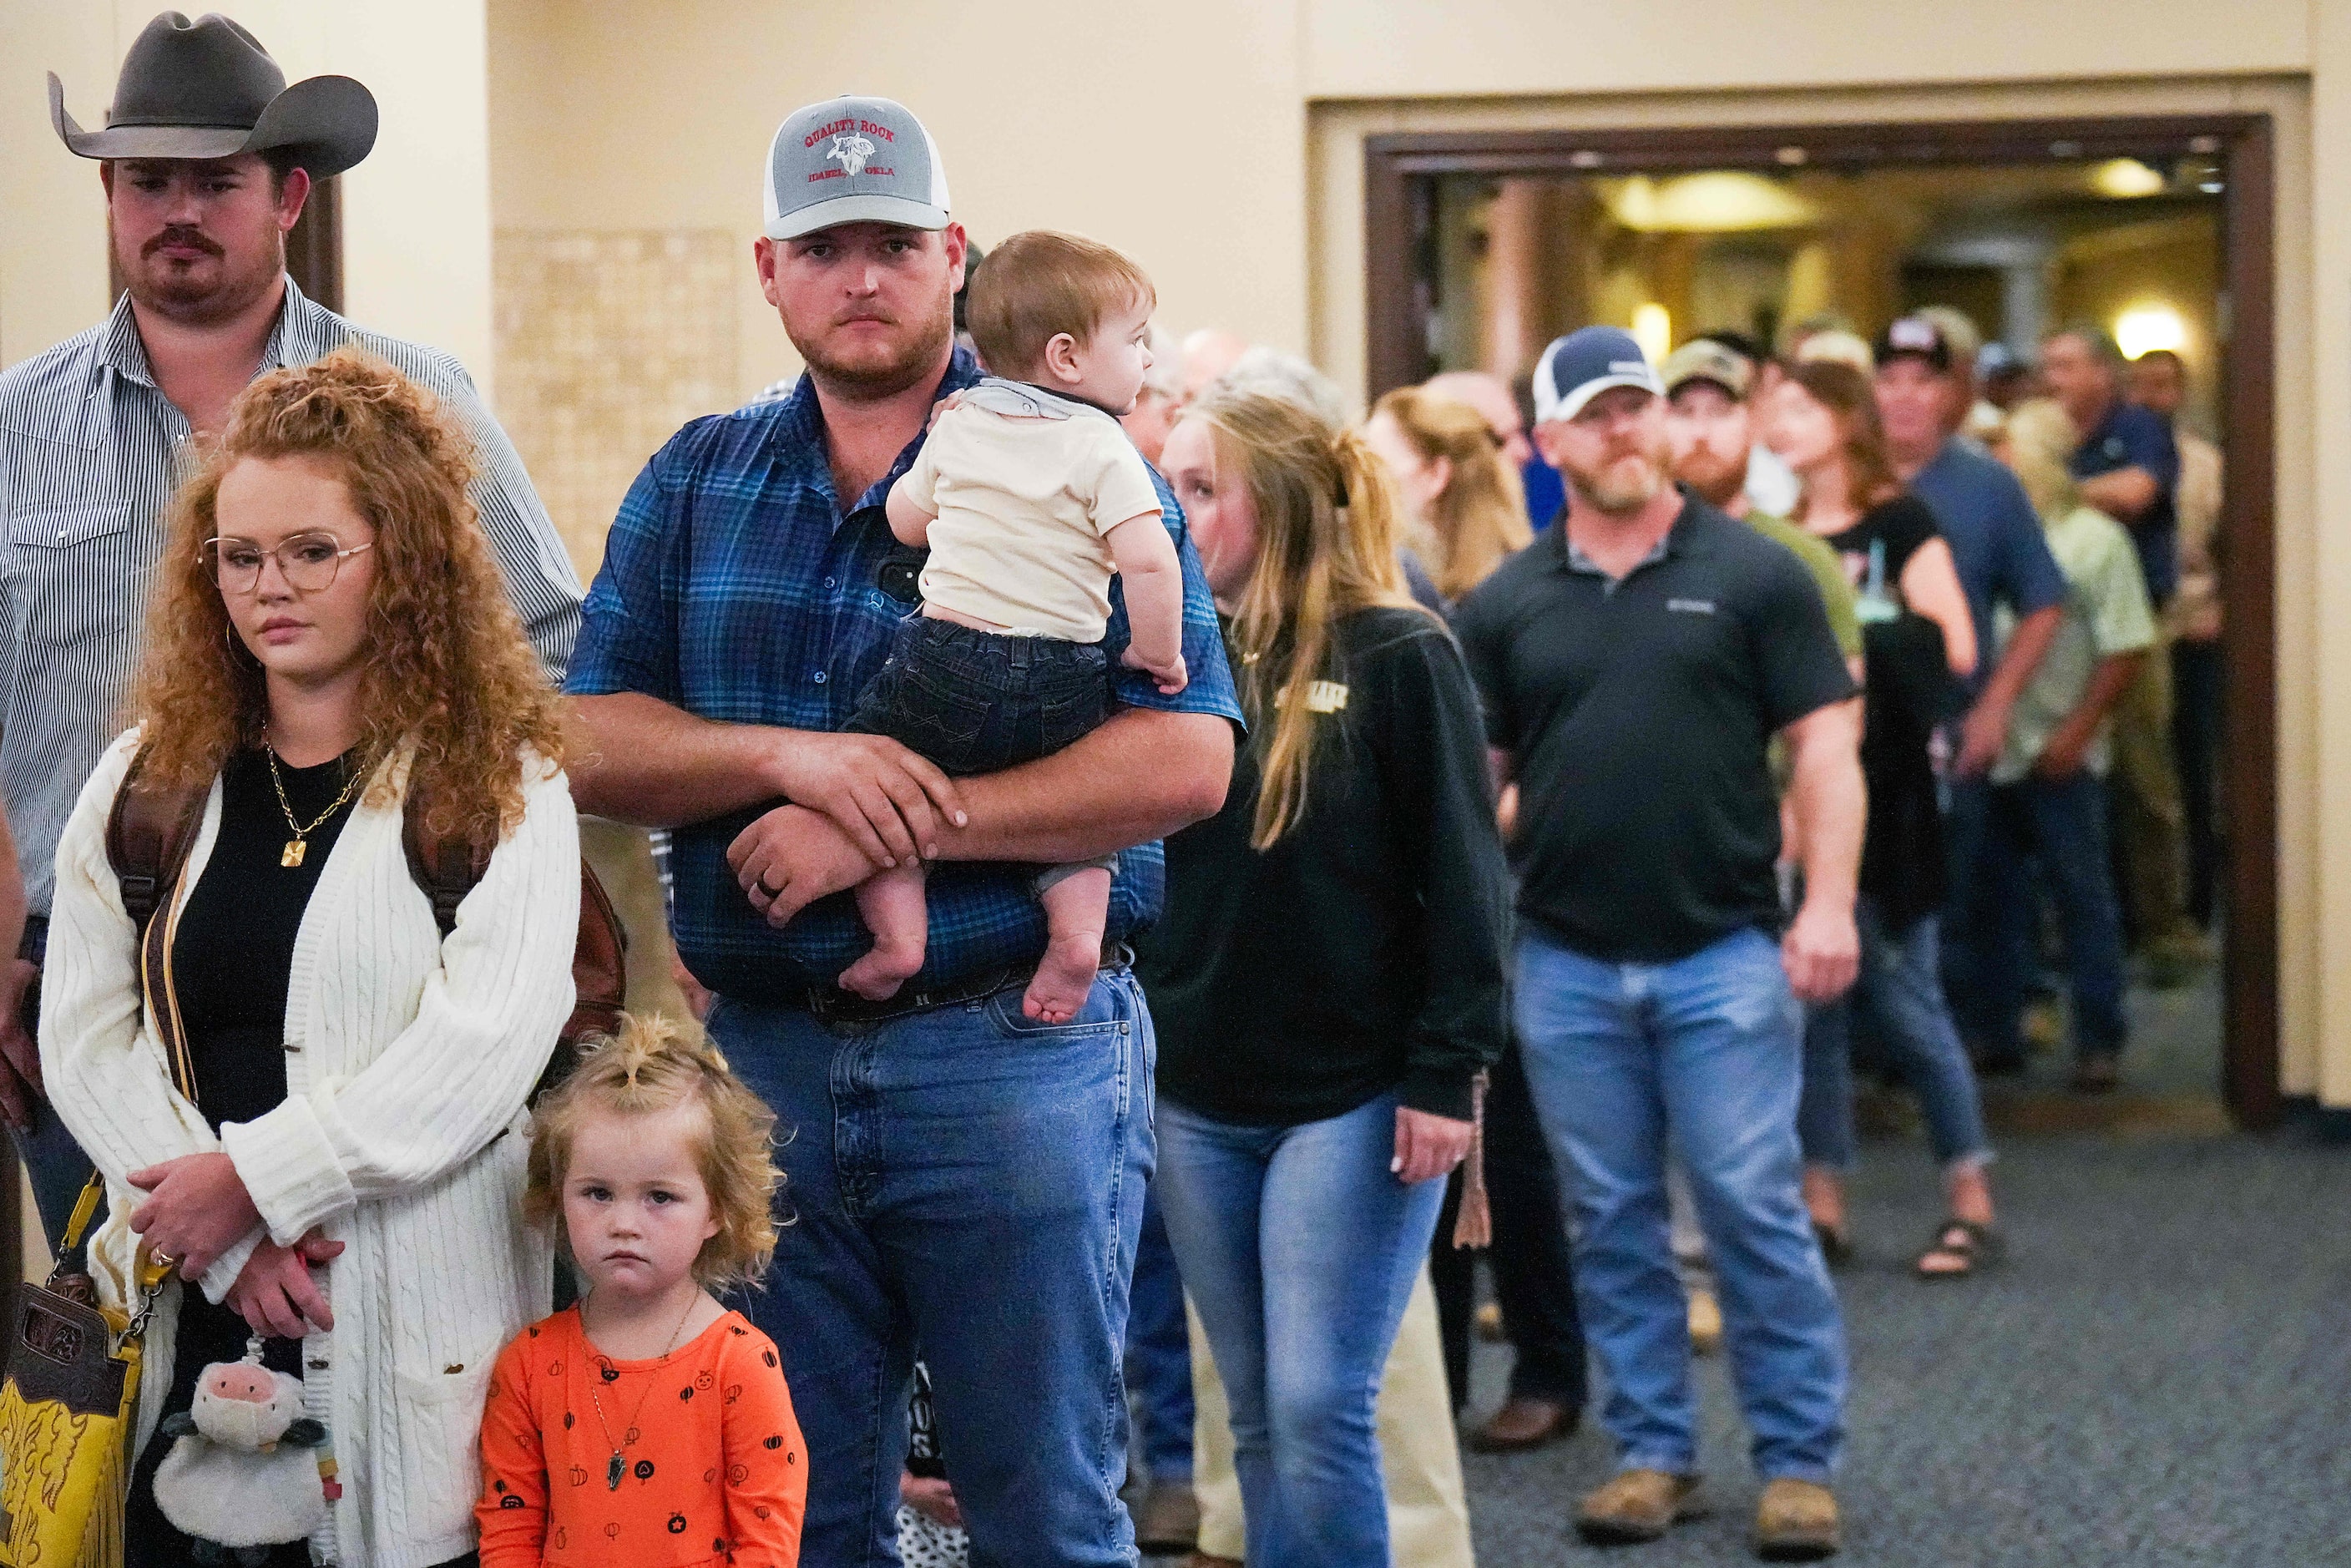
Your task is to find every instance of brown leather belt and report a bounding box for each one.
[802,941,1135,1027]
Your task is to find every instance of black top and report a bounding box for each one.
[174,747,360,1130]
[1815,495,1960,928]
[1137,606,1509,1125]
[1452,492,1856,964]
[128,748,361,1568]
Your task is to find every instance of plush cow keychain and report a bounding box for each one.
[152,1343,332,1564]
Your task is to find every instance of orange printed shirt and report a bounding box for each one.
[477,1307,806,1568]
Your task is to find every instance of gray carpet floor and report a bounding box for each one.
[1459,1129,2351,1566]
[1458,966,2351,1566]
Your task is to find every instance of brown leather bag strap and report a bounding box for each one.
[103,744,208,1107]
[402,787,493,938]
[104,746,209,939]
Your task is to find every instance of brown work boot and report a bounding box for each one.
[1131,1481,1200,1553]
[1467,1394,1575,1453]
[1753,1478,1840,1560]
[1575,1469,1705,1545]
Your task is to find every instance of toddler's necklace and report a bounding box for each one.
[585,1291,700,1490]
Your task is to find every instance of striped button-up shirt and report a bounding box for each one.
[0,277,584,914]
[565,346,1242,1004]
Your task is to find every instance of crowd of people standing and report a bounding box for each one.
[0,15,2224,1568]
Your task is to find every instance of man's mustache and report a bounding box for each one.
[144,226,222,260]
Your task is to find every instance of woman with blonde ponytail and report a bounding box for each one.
[1135,386,1510,1566]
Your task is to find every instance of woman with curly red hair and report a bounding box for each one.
[39,346,581,1567]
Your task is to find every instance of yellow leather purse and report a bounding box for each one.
[0,1178,171,1568]
[5,747,205,1567]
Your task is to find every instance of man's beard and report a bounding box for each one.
[1673,448,1745,510]
[1567,443,1671,516]
[113,214,285,326]
[786,304,953,400]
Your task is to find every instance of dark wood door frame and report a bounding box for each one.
[1367,114,2280,1126]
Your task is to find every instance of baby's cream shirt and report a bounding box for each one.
[902,388,1164,643]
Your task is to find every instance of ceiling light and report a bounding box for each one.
[2115,305,2187,360]
[2093,158,2167,198]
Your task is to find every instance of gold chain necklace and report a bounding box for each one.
[584,1290,700,1490]
[263,742,361,868]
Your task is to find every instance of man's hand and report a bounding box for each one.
[729,804,879,927]
[2034,725,2094,781]
[902,1473,963,1529]
[1120,645,1188,695]
[225,1231,342,1338]
[126,1152,262,1282]
[0,957,40,1130]
[1392,1106,1474,1186]
[1782,898,1860,1004]
[1953,695,2012,779]
[770,731,966,870]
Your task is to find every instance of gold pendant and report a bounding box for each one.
[281,838,306,867]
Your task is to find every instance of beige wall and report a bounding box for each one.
[5,0,2348,1106]
[0,0,497,386]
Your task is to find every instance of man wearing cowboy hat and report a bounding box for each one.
[0,12,584,1250]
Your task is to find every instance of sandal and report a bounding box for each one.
[1915,1218,2000,1280]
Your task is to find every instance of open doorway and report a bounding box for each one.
[1364,115,2276,1125]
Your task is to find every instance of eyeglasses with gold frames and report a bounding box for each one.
[201,533,374,595]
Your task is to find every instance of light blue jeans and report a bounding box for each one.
[1154,1090,1445,1568]
[1798,896,1994,1172]
[1514,927,1847,1483]
[712,968,1154,1568]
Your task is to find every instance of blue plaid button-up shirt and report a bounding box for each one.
[566,346,1242,1004]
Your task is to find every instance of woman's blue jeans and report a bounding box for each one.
[1798,896,1994,1173]
[1154,1090,1446,1568]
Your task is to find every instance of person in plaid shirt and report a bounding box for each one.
[564,94,1239,1567]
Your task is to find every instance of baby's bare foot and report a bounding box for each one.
[839,939,922,1002]
[1022,930,1102,1024]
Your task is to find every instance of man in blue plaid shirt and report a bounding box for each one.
[566,95,1240,1566]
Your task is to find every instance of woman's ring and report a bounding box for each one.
[152,1250,176,1268]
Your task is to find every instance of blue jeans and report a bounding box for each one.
[1949,771,2129,1063]
[1154,1091,1444,1568]
[1797,898,1993,1172]
[1125,1185,1195,1483]
[1514,927,1846,1483]
[711,969,1154,1568]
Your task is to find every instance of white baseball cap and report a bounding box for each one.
[763,94,950,240]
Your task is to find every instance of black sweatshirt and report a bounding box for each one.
[1137,606,1511,1125]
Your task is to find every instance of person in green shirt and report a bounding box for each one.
[1949,398,2151,1093]
[1661,341,1863,675]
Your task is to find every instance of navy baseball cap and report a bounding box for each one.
[1874,315,1954,373]
[1532,326,1665,424]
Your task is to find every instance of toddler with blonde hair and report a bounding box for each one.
[477,1014,804,1567]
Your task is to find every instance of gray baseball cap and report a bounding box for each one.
[763,94,950,240]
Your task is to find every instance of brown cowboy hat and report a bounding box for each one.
[49,11,377,178]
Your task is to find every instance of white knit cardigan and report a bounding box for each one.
[40,731,579,1568]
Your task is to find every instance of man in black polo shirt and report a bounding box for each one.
[1454,328,1865,1560]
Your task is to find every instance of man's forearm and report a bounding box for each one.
[2080,468,2156,523]
[2055,650,2145,746]
[1977,604,2063,714]
[1788,701,1865,911]
[566,692,785,827]
[936,707,1231,863]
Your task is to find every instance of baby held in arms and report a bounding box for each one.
[841,228,1186,1022]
